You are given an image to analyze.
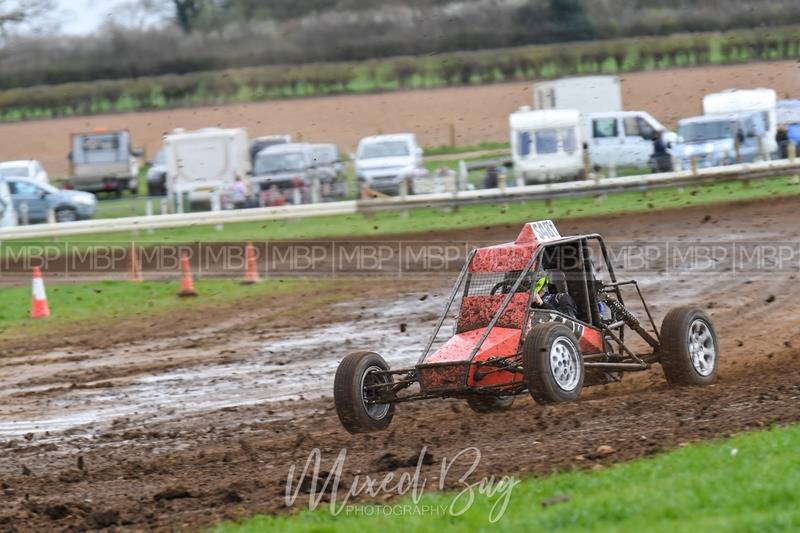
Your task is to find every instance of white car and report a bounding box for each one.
[354,133,426,194]
[0,160,49,184]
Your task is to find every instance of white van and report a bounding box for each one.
[584,111,673,168]
[510,108,584,183]
[703,89,778,158]
[354,134,426,194]
[164,128,251,206]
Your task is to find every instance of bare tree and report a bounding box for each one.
[0,0,54,38]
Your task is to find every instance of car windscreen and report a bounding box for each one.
[255,152,307,173]
[0,166,28,178]
[358,141,410,159]
[678,121,735,142]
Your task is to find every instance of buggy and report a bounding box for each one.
[334,221,719,433]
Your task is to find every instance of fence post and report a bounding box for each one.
[735,135,742,164]
[757,137,766,162]
[212,190,223,232]
[145,200,154,235]
[46,207,56,224]
[399,178,409,219]
[691,156,699,176]
[19,202,29,225]
[310,175,321,204]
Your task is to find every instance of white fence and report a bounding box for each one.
[1,159,798,240]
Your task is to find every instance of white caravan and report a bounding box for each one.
[510,108,584,183]
[703,89,778,158]
[164,128,251,206]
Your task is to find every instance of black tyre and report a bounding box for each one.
[523,323,584,404]
[55,207,78,223]
[466,395,514,413]
[334,351,395,434]
[659,307,718,385]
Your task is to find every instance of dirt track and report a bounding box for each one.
[0,60,798,177]
[2,197,800,530]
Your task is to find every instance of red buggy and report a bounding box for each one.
[334,220,719,433]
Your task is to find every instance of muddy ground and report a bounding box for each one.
[1,197,800,530]
[1,60,798,177]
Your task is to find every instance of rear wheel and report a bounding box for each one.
[659,307,718,385]
[334,351,395,434]
[466,395,514,413]
[523,323,584,404]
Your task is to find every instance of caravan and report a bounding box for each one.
[510,108,584,183]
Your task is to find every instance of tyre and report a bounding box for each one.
[55,207,78,223]
[334,351,395,434]
[659,307,718,385]
[523,322,584,404]
[466,395,514,413]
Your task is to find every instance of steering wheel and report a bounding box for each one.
[490,279,514,295]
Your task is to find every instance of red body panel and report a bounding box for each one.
[457,293,529,332]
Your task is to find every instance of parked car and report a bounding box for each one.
[6,177,97,223]
[673,112,767,169]
[67,129,141,196]
[0,160,49,184]
[0,180,17,228]
[252,143,333,203]
[310,143,347,198]
[249,135,292,167]
[354,133,426,194]
[146,148,168,196]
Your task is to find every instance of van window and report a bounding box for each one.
[624,116,656,140]
[81,134,120,152]
[535,129,559,154]
[359,141,410,159]
[517,132,531,156]
[593,118,618,138]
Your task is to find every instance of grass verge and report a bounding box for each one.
[0,278,324,344]
[5,175,799,252]
[213,423,800,532]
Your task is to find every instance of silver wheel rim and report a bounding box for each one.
[688,319,716,377]
[57,210,76,222]
[360,365,391,420]
[550,336,580,391]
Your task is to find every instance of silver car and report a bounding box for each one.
[7,177,97,223]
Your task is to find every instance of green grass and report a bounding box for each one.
[5,175,798,254]
[214,424,800,532]
[0,278,321,341]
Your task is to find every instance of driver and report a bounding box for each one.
[532,273,578,319]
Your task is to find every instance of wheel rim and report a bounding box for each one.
[56,210,76,222]
[549,336,580,391]
[688,319,716,376]
[360,365,391,420]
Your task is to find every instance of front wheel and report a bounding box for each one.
[334,351,395,434]
[523,323,584,404]
[55,207,78,223]
[659,307,718,385]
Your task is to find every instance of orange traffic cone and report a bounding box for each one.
[31,267,50,318]
[242,242,260,285]
[128,241,143,283]
[178,252,198,297]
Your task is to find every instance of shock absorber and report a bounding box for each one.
[604,297,659,349]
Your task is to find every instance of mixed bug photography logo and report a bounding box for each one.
[285,446,519,522]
